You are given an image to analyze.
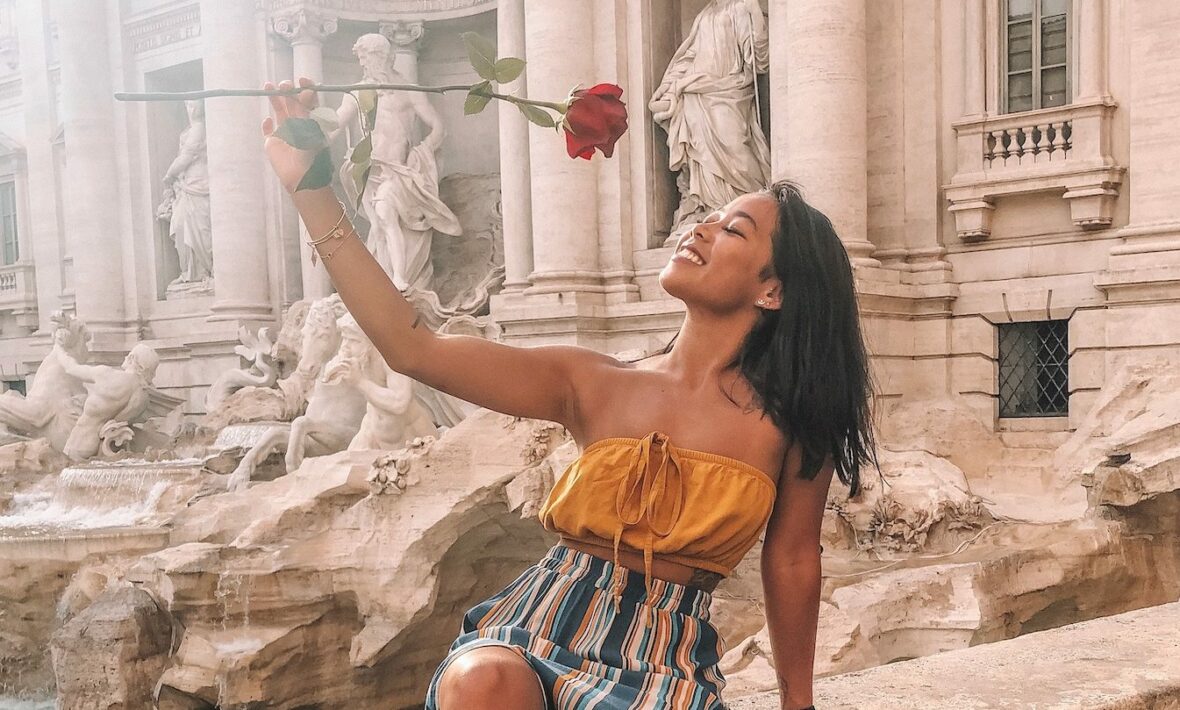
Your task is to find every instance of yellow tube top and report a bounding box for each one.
[538,430,777,611]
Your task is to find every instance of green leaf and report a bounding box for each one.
[295,147,334,191]
[349,134,373,164]
[274,117,327,151]
[358,89,377,115]
[357,89,379,130]
[310,106,339,135]
[493,57,526,84]
[351,161,372,210]
[461,31,498,82]
[516,102,556,128]
[464,81,494,115]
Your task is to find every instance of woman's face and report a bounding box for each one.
[659,192,780,312]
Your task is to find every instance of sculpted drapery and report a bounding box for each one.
[651,0,772,233]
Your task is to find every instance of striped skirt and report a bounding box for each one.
[424,543,728,709]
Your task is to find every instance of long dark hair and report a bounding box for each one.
[644,181,876,496]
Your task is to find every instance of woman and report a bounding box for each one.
[261,79,874,710]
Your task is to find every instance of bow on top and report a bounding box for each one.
[610,431,687,617]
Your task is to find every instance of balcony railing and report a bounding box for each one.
[0,262,37,317]
[944,99,1124,241]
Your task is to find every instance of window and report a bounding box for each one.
[0,181,17,265]
[1004,0,1070,113]
[998,320,1069,417]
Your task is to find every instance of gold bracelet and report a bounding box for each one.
[317,227,359,262]
[307,206,348,247]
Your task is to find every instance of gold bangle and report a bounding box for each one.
[318,227,359,262]
[308,205,348,246]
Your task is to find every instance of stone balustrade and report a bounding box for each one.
[0,262,36,324]
[945,98,1125,241]
[984,118,1071,168]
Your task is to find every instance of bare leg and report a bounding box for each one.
[437,647,545,710]
[227,427,289,491]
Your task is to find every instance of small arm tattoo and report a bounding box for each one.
[687,569,723,592]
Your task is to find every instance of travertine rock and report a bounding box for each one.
[1056,359,1180,535]
[729,602,1180,710]
[0,438,67,513]
[50,584,173,710]
[125,410,561,709]
[829,449,991,552]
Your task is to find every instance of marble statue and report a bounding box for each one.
[58,343,162,461]
[203,298,336,429]
[156,99,213,297]
[0,311,89,451]
[204,326,278,413]
[334,33,462,293]
[649,0,772,236]
[226,307,367,491]
[330,313,438,451]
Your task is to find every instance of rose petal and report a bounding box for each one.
[584,83,624,99]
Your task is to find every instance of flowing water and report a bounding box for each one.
[0,459,206,534]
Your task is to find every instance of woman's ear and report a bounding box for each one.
[756,280,782,310]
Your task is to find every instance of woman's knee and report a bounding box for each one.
[438,647,543,709]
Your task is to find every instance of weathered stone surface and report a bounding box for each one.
[729,602,1180,709]
[125,409,561,709]
[0,438,67,514]
[719,518,1179,696]
[50,584,173,710]
[829,449,991,552]
[1057,359,1180,536]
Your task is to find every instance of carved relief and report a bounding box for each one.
[125,5,201,55]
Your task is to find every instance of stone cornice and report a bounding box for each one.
[259,0,495,22]
[125,4,201,55]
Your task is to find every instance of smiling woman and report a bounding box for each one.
[259,61,869,708]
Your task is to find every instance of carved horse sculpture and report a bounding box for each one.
[226,300,369,491]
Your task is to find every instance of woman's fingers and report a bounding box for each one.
[296,76,318,111]
[277,79,307,118]
[264,81,287,122]
[262,116,275,137]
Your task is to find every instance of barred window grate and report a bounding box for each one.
[998,320,1069,417]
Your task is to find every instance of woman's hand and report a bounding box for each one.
[261,77,322,194]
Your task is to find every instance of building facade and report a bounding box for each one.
[0,0,1175,434]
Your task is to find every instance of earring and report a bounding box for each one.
[756,299,766,307]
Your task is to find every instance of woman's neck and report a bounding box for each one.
[662,308,756,388]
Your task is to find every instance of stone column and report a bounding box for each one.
[963,0,987,117]
[57,0,128,338]
[202,0,273,322]
[1076,0,1108,101]
[272,9,338,300]
[17,0,64,333]
[497,0,533,293]
[783,0,877,265]
[767,0,790,175]
[380,21,425,83]
[522,1,601,294]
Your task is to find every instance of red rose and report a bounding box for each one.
[562,83,629,160]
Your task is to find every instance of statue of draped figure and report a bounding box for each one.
[650,0,772,236]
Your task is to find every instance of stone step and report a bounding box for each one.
[999,430,1072,450]
[729,601,1180,710]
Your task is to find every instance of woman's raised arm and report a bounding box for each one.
[263,78,612,428]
